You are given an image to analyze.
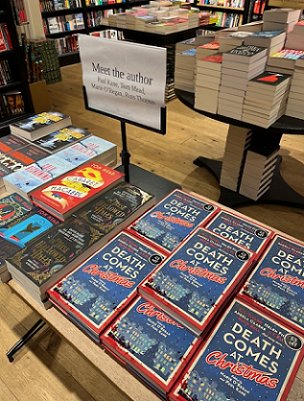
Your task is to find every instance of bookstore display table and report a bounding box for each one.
[175,89,304,209]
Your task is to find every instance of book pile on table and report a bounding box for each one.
[218,31,254,53]
[196,41,220,58]
[286,56,304,119]
[175,48,197,92]
[263,7,301,33]
[285,19,304,50]
[267,48,304,75]
[243,30,286,55]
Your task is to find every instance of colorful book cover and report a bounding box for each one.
[0,152,26,178]
[80,135,117,160]
[140,228,254,334]
[129,189,219,254]
[48,232,165,337]
[32,126,92,153]
[31,163,124,218]
[0,134,29,153]
[240,235,304,335]
[199,41,220,50]
[251,71,290,86]
[10,111,70,132]
[270,49,304,60]
[102,296,200,395]
[205,210,273,256]
[56,143,98,167]
[201,53,223,64]
[0,193,33,228]
[169,298,304,401]
[9,145,49,164]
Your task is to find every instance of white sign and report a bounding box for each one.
[79,35,167,131]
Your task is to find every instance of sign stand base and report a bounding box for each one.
[120,121,130,183]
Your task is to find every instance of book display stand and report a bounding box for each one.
[176,88,304,209]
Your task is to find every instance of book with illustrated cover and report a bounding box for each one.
[48,232,165,341]
[128,189,219,254]
[223,45,267,63]
[31,162,124,220]
[102,296,200,397]
[169,298,304,401]
[140,228,254,334]
[0,193,33,228]
[240,235,304,335]
[205,210,273,257]
[9,111,72,140]
[250,71,291,89]
[0,134,29,153]
[32,126,92,153]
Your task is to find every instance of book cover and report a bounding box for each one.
[169,298,304,401]
[0,152,26,178]
[102,296,200,395]
[200,53,223,64]
[225,45,267,58]
[32,126,92,152]
[251,30,284,38]
[251,71,290,86]
[31,163,124,219]
[48,232,165,337]
[205,210,273,256]
[0,193,33,228]
[140,228,254,334]
[199,41,220,50]
[240,235,304,335]
[0,134,29,153]
[129,189,219,254]
[56,142,100,167]
[9,145,49,164]
[10,111,70,133]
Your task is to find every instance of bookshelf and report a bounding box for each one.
[0,0,33,135]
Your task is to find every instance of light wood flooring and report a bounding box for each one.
[0,63,303,401]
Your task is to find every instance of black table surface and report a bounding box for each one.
[175,89,304,135]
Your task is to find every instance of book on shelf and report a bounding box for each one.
[48,232,166,341]
[0,59,14,86]
[102,296,200,397]
[0,91,25,118]
[0,192,33,229]
[9,111,72,141]
[240,234,304,335]
[128,189,219,255]
[0,23,12,51]
[139,228,254,335]
[169,297,304,401]
[31,162,124,221]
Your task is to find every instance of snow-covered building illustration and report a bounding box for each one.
[162,232,179,251]
[89,296,112,322]
[183,372,231,401]
[153,343,178,377]
[289,300,304,325]
[134,220,164,239]
[188,291,211,319]
[246,281,287,310]
[112,318,157,355]
[58,276,95,305]
[151,271,190,301]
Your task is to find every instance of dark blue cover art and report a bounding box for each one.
[206,211,272,254]
[243,235,304,332]
[0,193,33,228]
[131,190,218,252]
[144,229,253,327]
[52,232,164,330]
[105,296,197,383]
[174,300,303,401]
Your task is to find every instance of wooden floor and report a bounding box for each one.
[0,63,303,401]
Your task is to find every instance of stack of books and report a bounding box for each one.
[218,45,268,119]
[266,48,304,75]
[219,125,252,191]
[194,53,223,113]
[243,30,286,55]
[286,20,304,51]
[218,31,254,53]
[242,71,291,128]
[175,48,197,93]
[238,20,263,32]
[263,7,301,33]
[196,41,220,58]
[286,56,304,119]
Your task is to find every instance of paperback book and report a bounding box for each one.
[0,193,33,228]
[129,189,219,254]
[0,134,29,153]
[48,232,165,341]
[102,296,200,397]
[240,234,304,335]
[140,228,254,334]
[169,298,304,401]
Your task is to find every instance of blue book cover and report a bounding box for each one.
[0,193,33,228]
[241,235,304,334]
[206,211,273,256]
[48,232,165,337]
[170,299,304,401]
[141,228,254,334]
[130,189,219,253]
[80,135,116,155]
[102,296,200,394]
[56,142,96,167]
[252,30,284,38]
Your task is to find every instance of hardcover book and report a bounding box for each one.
[9,111,72,140]
[48,232,165,340]
[205,210,273,257]
[129,189,219,254]
[31,162,124,220]
[102,296,200,396]
[0,193,33,228]
[240,235,304,335]
[140,228,254,334]
[169,298,304,401]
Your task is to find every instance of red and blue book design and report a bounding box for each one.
[128,189,219,255]
[0,193,33,228]
[102,296,201,397]
[239,234,304,335]
[31,162,124,220]
[48,232,166,341]
[169,298,304,401]
[205,210,273,259]
[139,228,255,335]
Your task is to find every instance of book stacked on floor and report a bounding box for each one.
[195,53,223,113]
[240,234,304,335]
[218,45,268,120]
[242,71,291,128]
[285,20,304,50]
[219,125,252,191]
[48,232,166,342]
[266,49,304,75]
[263,8,301,33]
[174,48,197,93]
[218,31,254,53]
[169,298,304,401]
[102,296,200,398]
[243,30,286,55]
[286,56,304,119]
[139,228,254,334]
[239,146,280,200]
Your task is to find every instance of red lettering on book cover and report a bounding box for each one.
[82,264,135,288]
[150,211,193,228]
[260,268,304,288]
[170,259,227,284]
[136,302,184,328]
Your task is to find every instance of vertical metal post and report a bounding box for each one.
[120,121,130,182]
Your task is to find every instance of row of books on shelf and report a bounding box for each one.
[47,14,85,34]
[40,0,82,11]
[0,59,13,86]
[11,0,28,25]
[54,34,79,54]
[0,23,12,52]
[0,91,24,119]
[86,0,127,5]
[198,0,245,8]
[210,10,243,27]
